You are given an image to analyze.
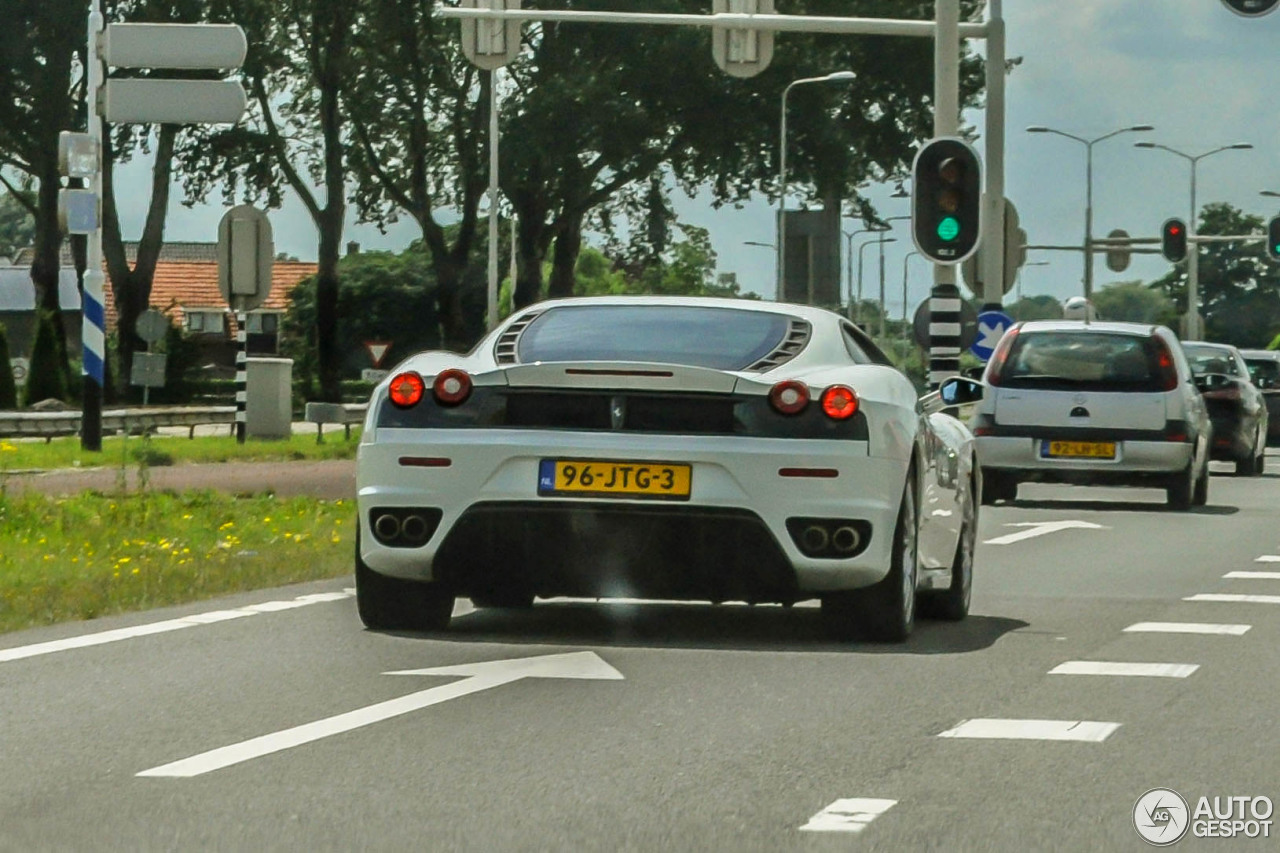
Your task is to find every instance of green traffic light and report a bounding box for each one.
[937,216,960,242]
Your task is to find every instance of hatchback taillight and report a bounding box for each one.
[388,372,425,408]
[985,326,1019,386]
[432,369,473,406]
[769,380,810,415]
[1152,338,1180,391]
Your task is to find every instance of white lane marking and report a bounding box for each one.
[799,798,897,833]
[1124,622,1251,636]
[0,590,355,664]
[1048,661,1199,678]
[1224,571,1280,580]
[1185,593,1280,604]
[983,520,1107,546]
[1255,556,1280,562]
[138,652,623,778]
[937,719,1121,742]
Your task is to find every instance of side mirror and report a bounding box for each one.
[938,376,985,406]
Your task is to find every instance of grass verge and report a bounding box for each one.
[0,490,354,635]
[0,430,360,472]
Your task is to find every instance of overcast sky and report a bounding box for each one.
[114,1,1280,320]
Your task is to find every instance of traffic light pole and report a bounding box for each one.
[979,0,1006,314]
[81,3,106,452]
[928,0,962,390]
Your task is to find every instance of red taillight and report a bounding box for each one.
[769,380,810,415]
[985,326,1019,386]
[432,369,472,406]
[388,371,425,408]
[1152,338,1179,391]
[820,385,859,420]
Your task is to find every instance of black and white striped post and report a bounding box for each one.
[235,307,247,443]
[927,288,964,388]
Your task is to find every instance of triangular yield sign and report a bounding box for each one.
[365,341,392,367]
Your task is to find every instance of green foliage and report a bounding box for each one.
[0,190,35,260]
[283,248,440,390]
[23,312,69,405]
[1008,294,1063,322]
[1091,281,1177,326]
[0,322,16,409]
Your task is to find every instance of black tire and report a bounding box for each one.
[469,591,535,609]
[1192,456,1209,507]
[980,468,1017,505]
[821,478,918,642]
[1166,459,1194,510]
[919,474,976,621]
[355,533,455,631]
[1257,450,1267,475]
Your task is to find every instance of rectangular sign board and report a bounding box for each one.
[131,352,168,388]
[103,79,247,125]
[102,24,247,70]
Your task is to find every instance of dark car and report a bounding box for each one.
[1182,342,1268,475]
[1239,349,1280,445]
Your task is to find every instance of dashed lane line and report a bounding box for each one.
[937,719,1121,742]
[1124,622,1251,636]
[1254,556,1280,562]
[1047,661,1199,678]
[1224,571,1280,580]
[0,590,356,664]
[799,799,897,833]
[1184,593,1280,605]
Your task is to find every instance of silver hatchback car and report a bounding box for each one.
[972,321,1212,509]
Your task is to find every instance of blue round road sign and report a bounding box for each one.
[970,310,1014,361]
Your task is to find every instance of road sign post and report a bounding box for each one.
[217,206,274,444]
[73,8,247,452]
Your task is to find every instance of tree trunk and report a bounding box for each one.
[30,161,70,394]
[547,215,583,300]
[513,201,552,310]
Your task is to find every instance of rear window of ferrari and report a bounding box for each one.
[515,305,794,371]
[1001,331,1165,392]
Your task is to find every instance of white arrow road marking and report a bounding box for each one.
[1048,661,1199,678]
[937,719,1120,742]
[137,652,623,778]
[799,798,897,833]
[1224,571,1280,580]
[0,590,355,664]
[983,520,1107,546]
[1124,622,1251,636]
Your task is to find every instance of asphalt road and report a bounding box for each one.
[2,457,1279,851]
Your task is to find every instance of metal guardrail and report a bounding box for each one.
[0,406,239,442]
[303,402,368,443]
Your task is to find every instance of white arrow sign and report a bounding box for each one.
[983,520,1107,546]
[974,319,1006,354]
[137,651,623,778]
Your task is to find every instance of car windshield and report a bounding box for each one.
[1183,345,1239,377]
[514,305,795,371]
[1000,331,1162,391]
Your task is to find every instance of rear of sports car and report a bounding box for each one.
[355,301,911,614]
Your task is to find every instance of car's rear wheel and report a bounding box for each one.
[821,478,918,643]
[1192,455,1210,507]
[919,473,976,621]
[355,533,455,631]
[1166,459,1194,510]
[980,468,1017,505]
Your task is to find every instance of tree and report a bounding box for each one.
[0,0,83,388]
[1008,294,1063,322]
[0,322,16,409]
[190,0,364,402]
[1091,280,1176,326]
[23,311,70,405]
[0,189,35,260]
[1150,202,1280,346]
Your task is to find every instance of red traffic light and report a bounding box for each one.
[1161,217,1188,263]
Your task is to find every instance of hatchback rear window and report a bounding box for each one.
[515,305,794,370]
[1000,331,1165,392]
[1183,344,1240,377]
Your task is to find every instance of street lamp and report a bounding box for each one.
[856,235,895,333]
[1025,123,1154,300]
[873,215,912,337]
[842,227,882,318]
[901,250,922,339]
[778,70,857,302]
[1136,141,1253,340]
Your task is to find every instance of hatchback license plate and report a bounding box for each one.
[538,459,691,500]
[1040,440,1116,459]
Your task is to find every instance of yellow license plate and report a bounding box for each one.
[538,459,692,500]
[1041,440,1116,459]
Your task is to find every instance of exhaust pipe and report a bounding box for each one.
[831,526,862,554]
[800,525,830,554]
[373,513,402,543]
[400,514,430,543]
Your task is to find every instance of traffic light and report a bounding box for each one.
[1161,218,1187,263]
[1267,215,1280,263]
[911,137,982,264]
